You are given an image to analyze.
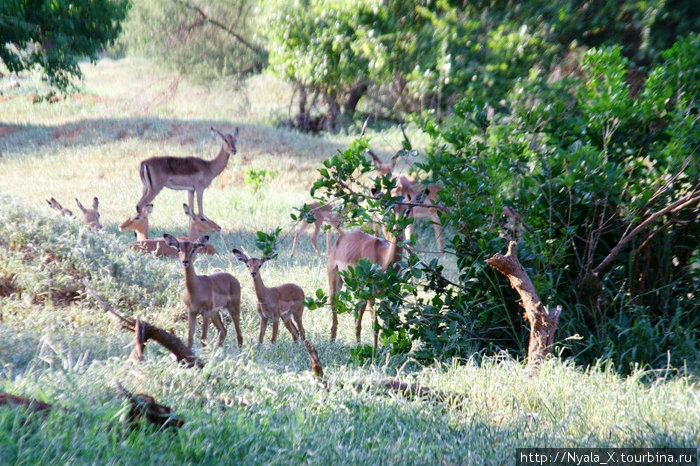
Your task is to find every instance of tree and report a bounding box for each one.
[117,0,266,84]
[0,0,130,91]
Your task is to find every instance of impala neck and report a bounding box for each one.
[183,262,199,291]
[251,274,269,303]
[383,227,405,270]
[135,221,149,241]
[209,145,232,178]
[187,220,198,240]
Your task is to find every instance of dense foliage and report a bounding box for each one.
[0,0,130,90]
[310,34,699,370]
[263,0,699,127]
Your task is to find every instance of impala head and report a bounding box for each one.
[182,203,221,235]
[211,127,239,156]
[369,150,399,177]
[164,234,209,268]
[232,249,272,278]
[119,204,153,234]
[75,197,102,229]
[46,197,73,217]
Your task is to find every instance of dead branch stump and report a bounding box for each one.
[486,241,562,366]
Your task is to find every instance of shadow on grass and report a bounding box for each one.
[0,117,345,160]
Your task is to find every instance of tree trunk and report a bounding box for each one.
[486,241,562,366]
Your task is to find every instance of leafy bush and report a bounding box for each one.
[310,35,700,371]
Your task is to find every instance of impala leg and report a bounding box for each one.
[291,222,308,257]
[187,311,197,349]
[311,222,321,255]
[195,188,204,217]
[325,229,332,256]
[281,314,300,341]
[270,318,279,343]
[355,300,368,343]
[431,211,443,251]
[293,304,306,340]
[258,313,268,345]
[211,311,227,348]
[370,299,378,350]
[200,312,210,347]
[228,301,243,347]
[328,269,342,341]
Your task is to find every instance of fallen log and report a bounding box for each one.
[117,383,184,430]
[82,279,203,368]
[0,392,52,415]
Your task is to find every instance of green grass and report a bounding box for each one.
[0,58,698,464]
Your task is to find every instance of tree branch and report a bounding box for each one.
[174,0,267,59]
[592,190,700,276]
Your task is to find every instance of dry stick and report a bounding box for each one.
[116,382,184,430]
[82,279,203,368]
[592,190,700,276]
[0,392,52,415]
[486,241,562,366]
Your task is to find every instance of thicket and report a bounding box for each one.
[309,34,699,370]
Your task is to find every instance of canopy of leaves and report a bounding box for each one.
[0,0,130,90]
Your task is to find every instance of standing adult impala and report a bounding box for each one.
[136,127,239,217]
[327,192,423,348]
[290,202,344,257]
[164,234,243,349]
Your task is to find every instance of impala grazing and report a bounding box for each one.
[164,235,242,349]
[290,202,344,257]
[75,197,102,229]
[119,203,220,256]
[233,249,306,344]
[136,127,239,217]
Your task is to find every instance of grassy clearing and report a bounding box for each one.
[0,58,697,464]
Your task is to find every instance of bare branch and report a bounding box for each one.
[592,190,700,276]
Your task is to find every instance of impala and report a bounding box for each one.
[136,127,239,217]
[326,190,424,348]
[290,202,344,257]
[119,203,220,256]
[369,151,443,251]
[75,197,102,229]
[233,249,306,344]
[394,176,443,251]
[46,197,73,217]
[164,234,242,349]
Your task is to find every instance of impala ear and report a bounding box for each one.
[182,203,192,216]
[143,204,153,215]
[75,198,85,212]
[195,235,209,246]
[163,234,180,249]
[233,127,239,137]
[232,248,248,263]
[92,197,99,210]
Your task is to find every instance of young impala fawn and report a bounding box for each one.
[290,202,344,257]
[232,249,306,344]
[75,197,102,229]
[164,235,242,349]
[119,203,219,256]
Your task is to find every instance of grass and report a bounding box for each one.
[0,58,698,464]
